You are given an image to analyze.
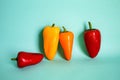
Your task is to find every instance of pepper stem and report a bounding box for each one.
[88,21,92,30]
[11,58,17,61]
[52,23,55,27]
[62,26,67,32]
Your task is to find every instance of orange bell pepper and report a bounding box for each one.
[59,26,74,61]
[43,24,60,60]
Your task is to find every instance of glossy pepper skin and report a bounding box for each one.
[11,51,44,68]
[43,24,60,60]
[59,26,74,61]
[84,22,101,58]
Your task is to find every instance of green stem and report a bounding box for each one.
[62,26,67,32]
[11,58,17,61]
[52,23,55,27]
[88,21,92,30]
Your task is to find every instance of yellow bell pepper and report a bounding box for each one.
[43,24,60,60]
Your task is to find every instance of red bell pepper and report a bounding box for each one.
[84,22,101,58]
[11,51,44,68]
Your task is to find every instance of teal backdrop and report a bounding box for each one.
[0,0,120,80]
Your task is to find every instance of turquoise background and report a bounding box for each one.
[0,0,120,80]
